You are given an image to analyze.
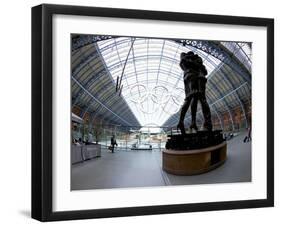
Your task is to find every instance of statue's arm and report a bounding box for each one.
[179,60,186,70]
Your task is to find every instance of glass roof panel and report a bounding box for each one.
[221,42,252,72]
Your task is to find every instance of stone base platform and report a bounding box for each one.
[163,142,227,175]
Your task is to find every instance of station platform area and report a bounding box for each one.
[71,132,251,190]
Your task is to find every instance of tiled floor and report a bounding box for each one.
[71,132,251,190]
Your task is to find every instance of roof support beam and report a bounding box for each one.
[72,76,133,126]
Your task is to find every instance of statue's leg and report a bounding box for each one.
[199,93,212,131]
[190,95,198,131]
[177,95,192,135]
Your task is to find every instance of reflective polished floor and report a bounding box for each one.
[71,132,251,190]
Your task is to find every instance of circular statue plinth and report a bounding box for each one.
[163,141,227,175]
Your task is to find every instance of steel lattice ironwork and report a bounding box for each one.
[71,35,251,130]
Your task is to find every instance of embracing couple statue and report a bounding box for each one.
[177,51,213,135]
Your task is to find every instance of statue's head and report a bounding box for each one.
[186,51,195,56]
[180,52,186,59]
[181,51,195,60]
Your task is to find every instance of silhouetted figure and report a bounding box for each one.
[110,135,118,153]
[243,127,251,143]
[177,51,212,135]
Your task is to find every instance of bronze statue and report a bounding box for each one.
[177,51,212,135]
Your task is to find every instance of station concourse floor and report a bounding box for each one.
[71,132,251,190]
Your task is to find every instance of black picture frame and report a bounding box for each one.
[32,4,274,222]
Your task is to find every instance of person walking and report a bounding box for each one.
[244,126,251,142]
[110,135,118,153]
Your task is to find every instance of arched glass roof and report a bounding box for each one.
[72,35,252,130]
[97,37,221,126]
